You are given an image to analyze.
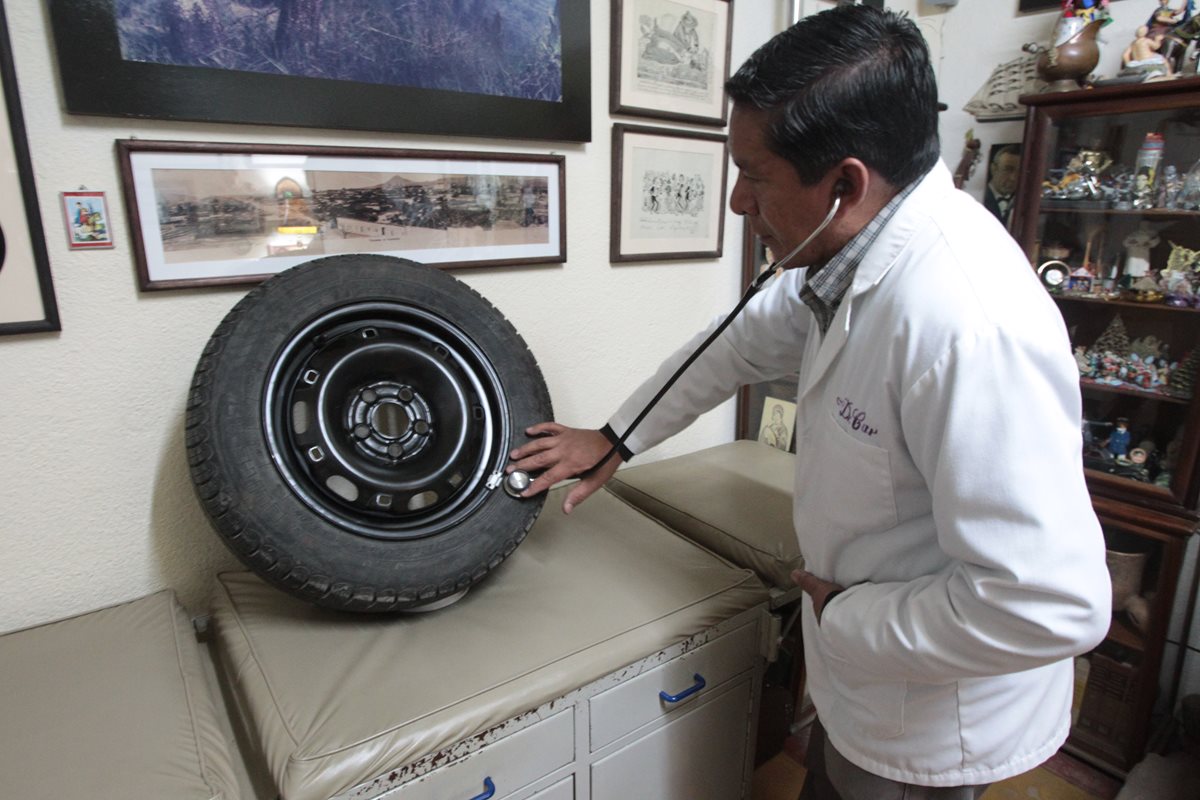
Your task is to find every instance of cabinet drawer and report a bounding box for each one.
[383,710,574,800]
[591,678,754,799]
[589,621,759,750]
[529,775,573,800]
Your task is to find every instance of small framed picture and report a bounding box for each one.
[757,396,797,452]
[610,0,733,127]
[610,123,728,262]
[61,191,114,249]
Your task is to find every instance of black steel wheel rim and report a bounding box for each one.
[263,300,510,540]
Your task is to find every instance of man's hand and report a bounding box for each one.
[791,569,844,622]
[507,423,623,514]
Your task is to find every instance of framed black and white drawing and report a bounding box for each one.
[610,124,728,262]
[611,0,732,127]
[0,2,59,336]
[118,140,566,291]
[48,1,592,142]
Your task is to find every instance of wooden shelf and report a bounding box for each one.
[1039,208,1200,219]
[1079,378,1191,405]
[1053,294,1200,315]
[1106,615,1146,652]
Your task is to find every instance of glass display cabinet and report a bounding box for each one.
[1011,77,1200,775]
[1012,77,1200,515]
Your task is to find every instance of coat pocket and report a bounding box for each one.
[826,652,907,739]
[796,411,899,535]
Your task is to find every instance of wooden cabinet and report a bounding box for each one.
[1012,77,1200,774]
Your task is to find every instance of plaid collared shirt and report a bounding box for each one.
[799,178,920,336]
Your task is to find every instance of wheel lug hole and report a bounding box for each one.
[387,444,403,458]
[361,389,377,403]
[413,420,430,435]
[398,387,414,402]
[353,425,370,439]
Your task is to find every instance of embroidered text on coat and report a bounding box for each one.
[835,396,878,437]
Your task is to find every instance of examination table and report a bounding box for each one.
[0,441,797,800]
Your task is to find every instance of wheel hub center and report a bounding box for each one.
[348,382,433,461]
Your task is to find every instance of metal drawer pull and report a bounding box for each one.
[467,777,496,800]
[659,673,706,703]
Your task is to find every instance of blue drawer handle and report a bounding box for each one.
[468,777,496,800]
[659,673,706,703]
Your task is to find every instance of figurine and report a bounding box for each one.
[1123,226,1161,276]
[1160,164,1184,207]
[1063,0,1111,22]
[1106,417,1132,459]
[1147,0,1194,37]
[1181,158,1200,209]
[1121,25,1173,78]
[1167,240,1200,273]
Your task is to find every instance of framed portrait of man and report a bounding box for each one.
[984,143,1022,230]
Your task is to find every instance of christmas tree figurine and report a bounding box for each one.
[1169,348,1200,398]
[1092,314,1131,357]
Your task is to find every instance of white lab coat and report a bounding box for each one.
[607,160,1111,786]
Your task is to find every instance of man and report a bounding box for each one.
[508,6,1109,799]
[983,144,1021,228]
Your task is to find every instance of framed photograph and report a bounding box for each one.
[757,396,797,452]
[61,191,114,250]
[793,0,838,19]
[611,0,733,127]
[48,1,591,143]
[0,3,59,336]
[610,124,728,262]
[118,140,566,291]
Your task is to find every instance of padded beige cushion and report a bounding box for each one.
[0,590,240,800]
[608,440,802,589]
[210,486,768,800]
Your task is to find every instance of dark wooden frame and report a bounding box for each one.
[48,0,592,143]
[610,0,733,127]
[118,139,567,291]
[610,123,728,263]
[0,0,58,336]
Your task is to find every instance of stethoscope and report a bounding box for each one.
[503,193,843,497]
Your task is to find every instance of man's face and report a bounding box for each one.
[728,105,838,267]
[989,152,1020,197]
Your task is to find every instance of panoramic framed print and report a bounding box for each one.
[118,140,566,291]
[0,2,59,336]
[611,0,732,126]
[48,1,592,142]
[610,124,727,262]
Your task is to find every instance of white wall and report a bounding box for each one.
[0,0,786,632]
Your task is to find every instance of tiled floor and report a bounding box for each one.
[751,727,1124,800]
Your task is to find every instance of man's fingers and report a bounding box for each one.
[509,435,559,462]
[525,422,566,436]
[563,476,604,514]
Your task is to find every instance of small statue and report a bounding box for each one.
[1160,164,1184,207]
[1106,417,1132,458]
[1124,226,1161,276]
[1122,25,1173,78]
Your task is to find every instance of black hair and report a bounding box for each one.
[725,4,940,189]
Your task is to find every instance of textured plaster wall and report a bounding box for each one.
[0,1,786,632]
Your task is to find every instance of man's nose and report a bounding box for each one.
[729,176,754,216]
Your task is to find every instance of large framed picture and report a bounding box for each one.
[48,1,591,143]
[610,124,728,263]
[118,140,566,291]
[611,0,733,126]
[0,2,59,336]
